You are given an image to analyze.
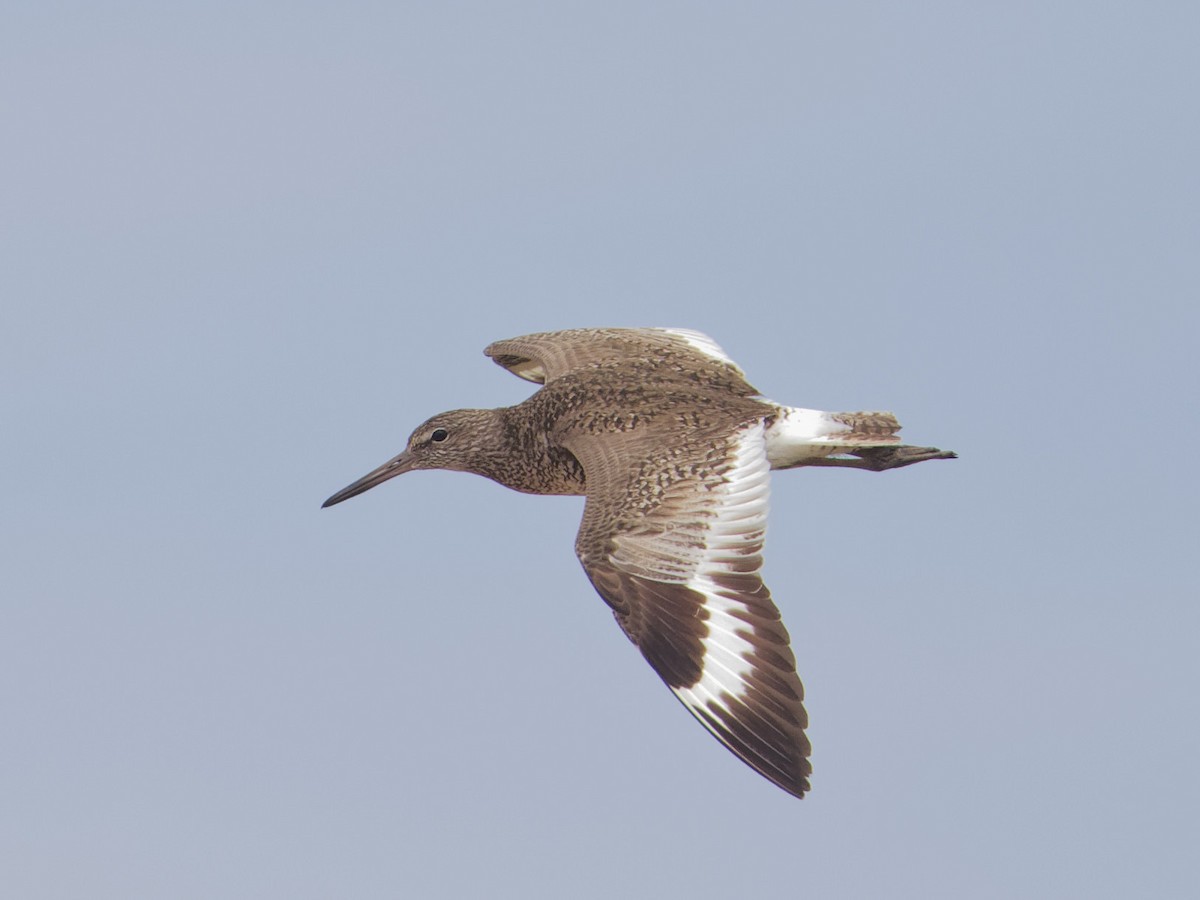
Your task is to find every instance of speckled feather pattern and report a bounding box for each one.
[323,327,955,798]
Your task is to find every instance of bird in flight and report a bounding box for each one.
[323,327,954,798]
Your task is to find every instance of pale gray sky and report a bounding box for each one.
[3,3,1198,898]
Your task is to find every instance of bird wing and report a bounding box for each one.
[484,327,757,393]
[564,418,812,797]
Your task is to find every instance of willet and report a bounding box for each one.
[322,327,955,798]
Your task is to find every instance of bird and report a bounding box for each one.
[322,327,955,798]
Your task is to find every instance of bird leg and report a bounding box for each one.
[789,445,958,472]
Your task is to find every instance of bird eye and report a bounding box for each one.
[430,428,449,443]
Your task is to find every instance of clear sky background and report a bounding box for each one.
[3,3,1197,898]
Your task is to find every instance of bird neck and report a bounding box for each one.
[468,406,585,496]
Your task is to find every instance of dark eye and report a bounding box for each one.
[430,428,449,443]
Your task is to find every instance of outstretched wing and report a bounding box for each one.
[567,418,811,798]
[484,327,757,394]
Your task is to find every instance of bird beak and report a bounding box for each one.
[321,449,418,508]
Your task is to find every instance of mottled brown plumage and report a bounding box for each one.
[323,327,955,798]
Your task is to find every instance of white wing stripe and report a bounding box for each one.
[673,423,771,715]
[652,327,744,373]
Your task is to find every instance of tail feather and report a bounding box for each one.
[765,405,956,472]
[766,407,902,469]
[828,411,902,439]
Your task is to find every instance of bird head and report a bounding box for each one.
[321,408,504,508]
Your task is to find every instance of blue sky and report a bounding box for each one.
[3,3,1198,897]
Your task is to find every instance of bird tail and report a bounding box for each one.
[764,405,907,464]
[765,405,956,471]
